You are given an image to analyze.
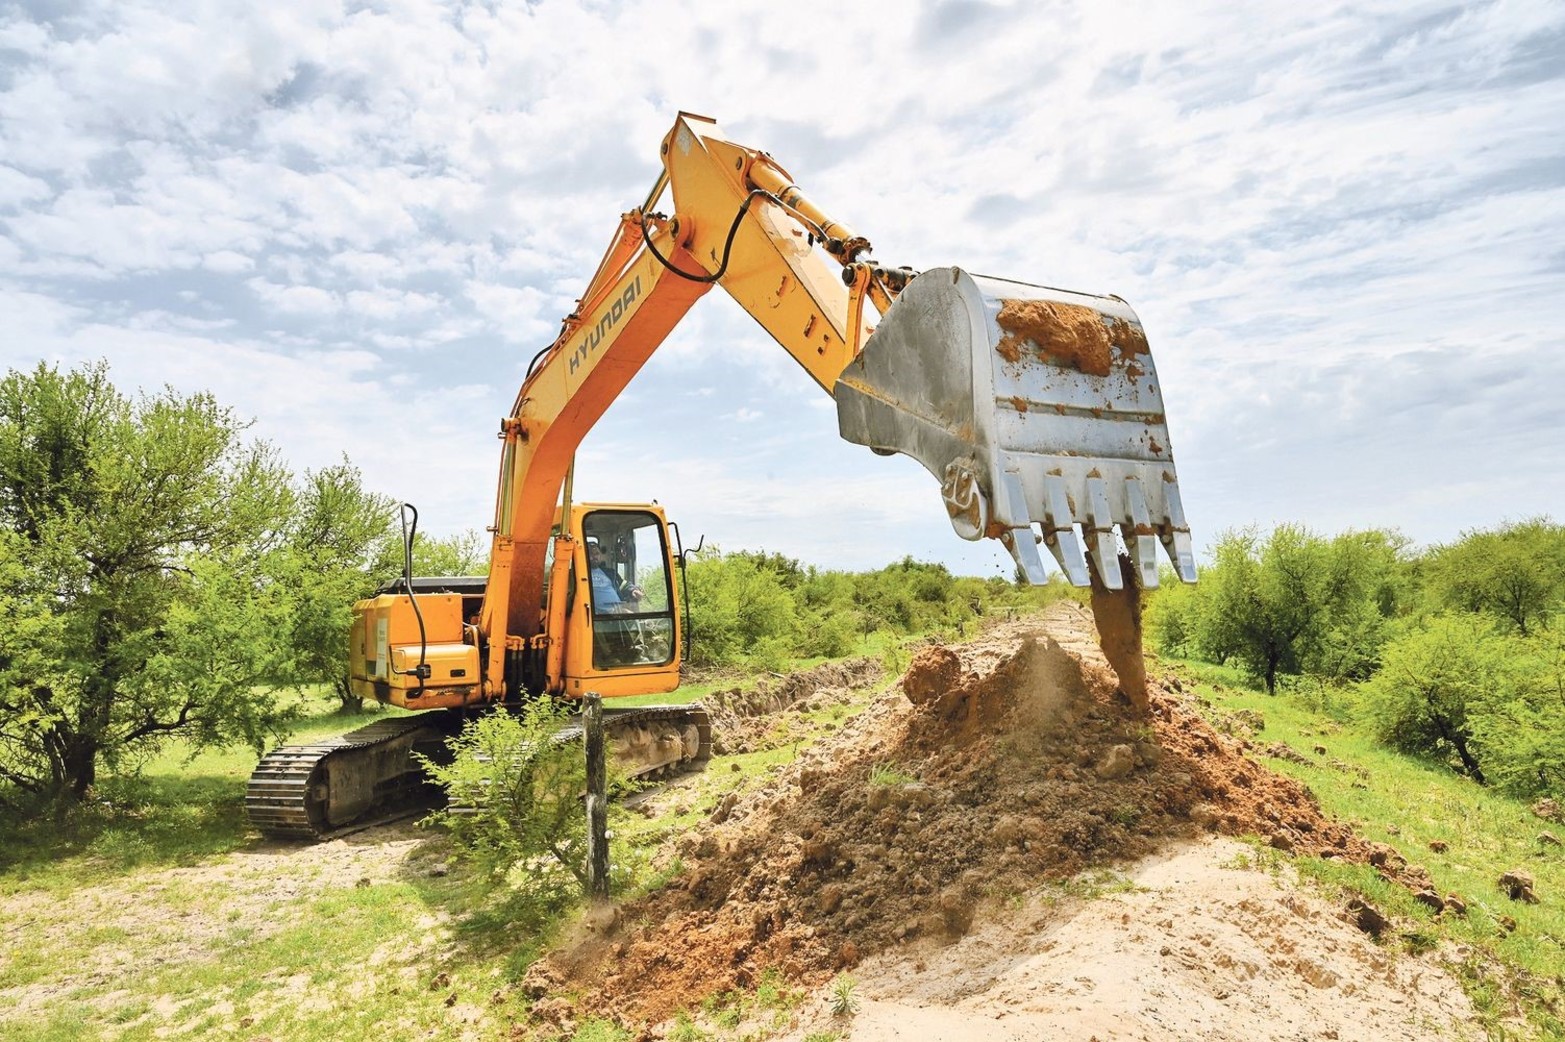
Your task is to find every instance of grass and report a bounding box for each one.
[0,693,418,885]
[0,631,914,1042]
[0,866,531,1042]
[1169,656,1565,1039]
[0,691,545,1042]
[867,762,918,787]
[827,974,859,1018]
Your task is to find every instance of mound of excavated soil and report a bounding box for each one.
[535,605,1422,1027]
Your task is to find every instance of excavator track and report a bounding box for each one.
[569,704,714,781]
[246,703,711,842]
[245,712,459,841]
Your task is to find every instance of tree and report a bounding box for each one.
[1362,613,1516,782]
[412,528,489,577]
[1145,565,1204,659]
[0,361,296,810]
[684,548,799,667]
[1464,621,1565,798]
[1302,529,1412,682]
[276,461,398,712]
[419,703,602,904]
[1196,525,1370,694]
[1423,518,1565,636]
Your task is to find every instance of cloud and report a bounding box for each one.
[0,0,1560,580]
[246,278,338,316]
[0,165,52,208]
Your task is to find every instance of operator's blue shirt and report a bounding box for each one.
[591,566,621,609]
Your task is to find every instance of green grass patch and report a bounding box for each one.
[0,694,416,886]
[1171,657,1565,1038]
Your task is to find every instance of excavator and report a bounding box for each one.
[245,112,1197,840]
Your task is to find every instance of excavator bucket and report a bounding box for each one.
[835,267,1196,590]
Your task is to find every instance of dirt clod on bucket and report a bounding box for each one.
[995,299,1147,377]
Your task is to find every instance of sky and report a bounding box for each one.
[1,0,1561,582]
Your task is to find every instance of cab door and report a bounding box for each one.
[560,506,682,698]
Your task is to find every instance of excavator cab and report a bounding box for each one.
[554,503,683,699]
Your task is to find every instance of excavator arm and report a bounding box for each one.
[476,112,1196,700]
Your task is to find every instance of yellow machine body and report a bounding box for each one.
[348,502,682,710]
[349,591,483,709]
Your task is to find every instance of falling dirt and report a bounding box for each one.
[1087,550,1148,713]
[995,299,1149,379]
[536,604,1444,1031]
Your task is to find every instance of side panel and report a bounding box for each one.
[348,593,484,708]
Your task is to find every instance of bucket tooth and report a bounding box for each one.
[1041,473,1090,585]
[1001,526,1050,584]
[1085,476,1121,589]
[999,470,1050,584]
[1162,478,1198,583]
[1124,477,1162,590]
[835,266,1197,588]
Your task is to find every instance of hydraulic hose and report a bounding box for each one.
[390,502,430,693]
[640,188,828,284]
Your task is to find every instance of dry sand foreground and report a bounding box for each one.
[779,835,1476,1041]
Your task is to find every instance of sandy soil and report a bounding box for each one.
[779,836,1477,1041]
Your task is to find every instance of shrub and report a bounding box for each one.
[420,703,602,906]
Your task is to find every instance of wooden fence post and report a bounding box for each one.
[583,692,609,899]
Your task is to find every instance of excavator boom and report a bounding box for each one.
[491,112,1197,657]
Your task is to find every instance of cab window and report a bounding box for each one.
[582,510,675,670]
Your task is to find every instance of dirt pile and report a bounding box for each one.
[540,605,1415,1025]
[994,298,1148,377]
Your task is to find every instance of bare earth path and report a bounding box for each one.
[780,835,1477,1041]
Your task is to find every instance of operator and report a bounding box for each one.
[588,541,643,612]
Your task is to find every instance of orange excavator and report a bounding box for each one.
[245,112,1197,839]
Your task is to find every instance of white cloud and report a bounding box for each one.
[202,250,255,274]
[245,278,339,315]
[0,166,52,209]
[463,282,553,343]
[0,0,1560,577]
